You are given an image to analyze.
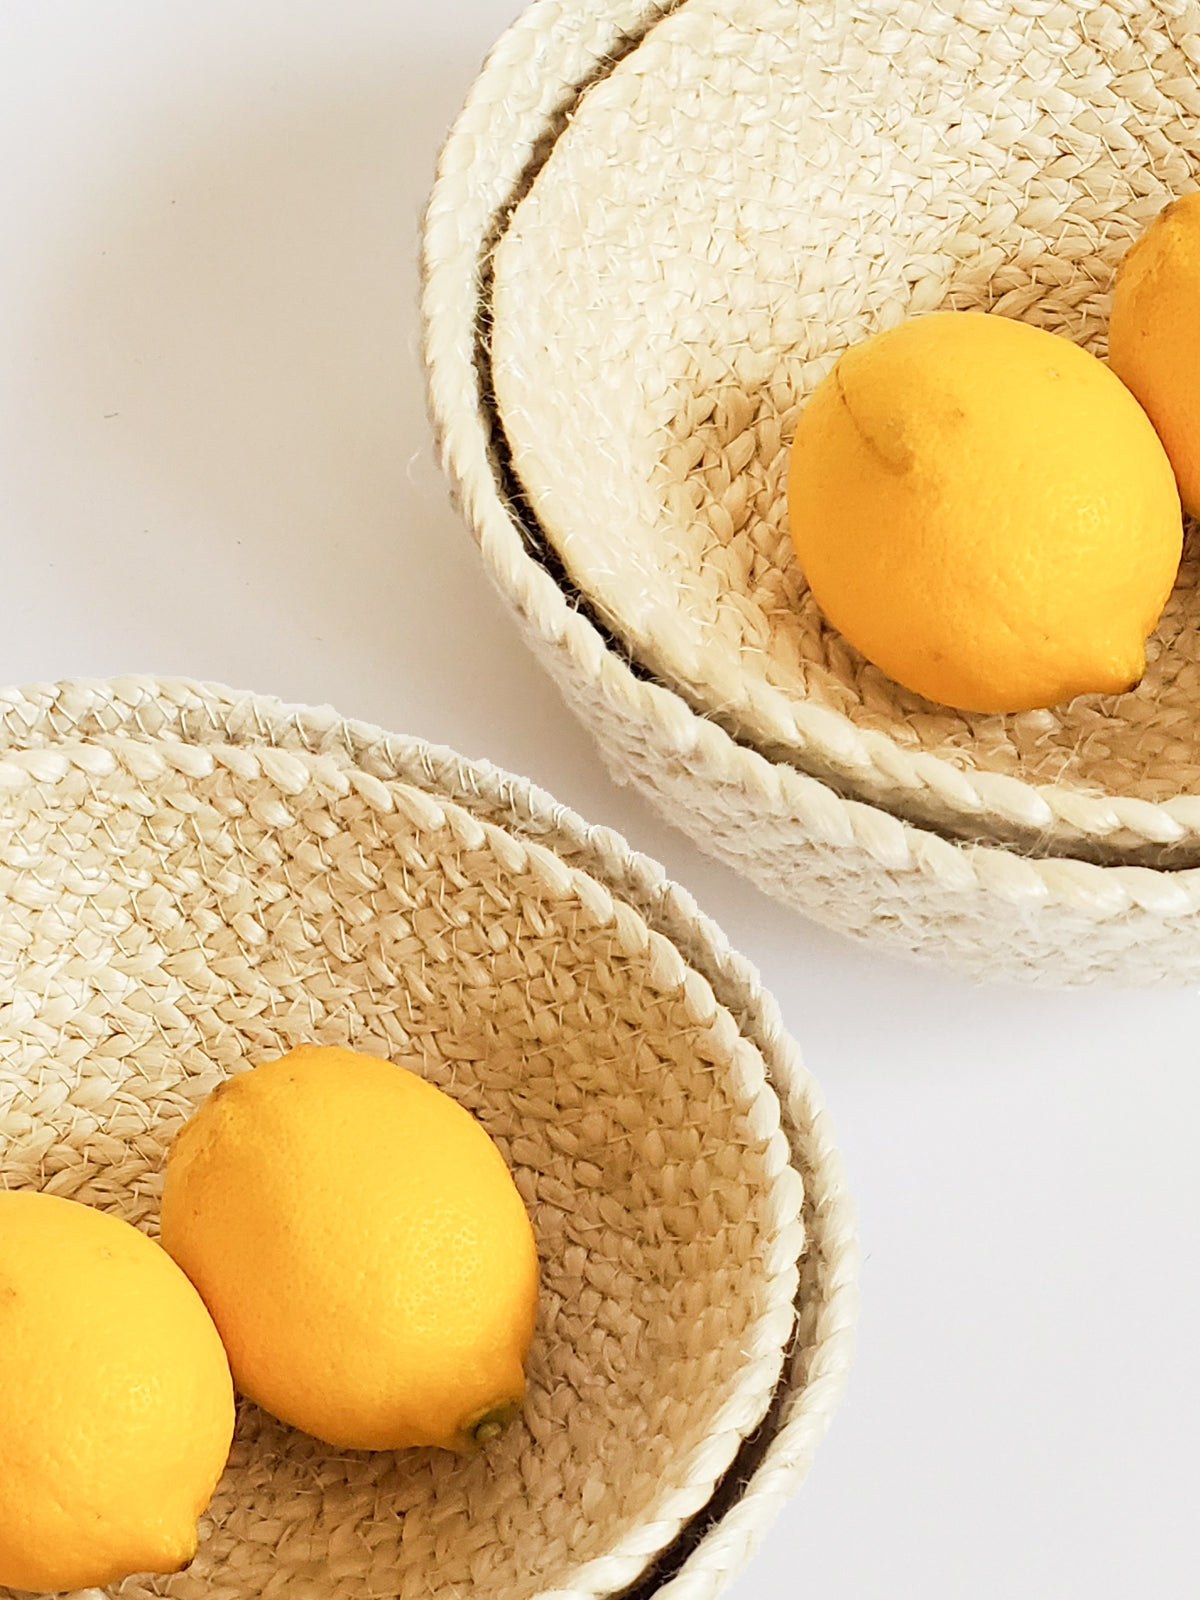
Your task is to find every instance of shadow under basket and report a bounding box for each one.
[0,676,856,1600]
[423,0,1200,986]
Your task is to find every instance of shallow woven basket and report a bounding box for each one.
[424,0,1200,986]
[0,677,856,1600]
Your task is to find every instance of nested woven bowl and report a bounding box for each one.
[424,0,1200,985]
[0,677,856,1600]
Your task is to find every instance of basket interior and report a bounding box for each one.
[0,741,802,1600]
[490,0,1200,859]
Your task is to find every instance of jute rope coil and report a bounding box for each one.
[0,677,857,1600]
[488,0,1200,864]
[423,0,1200,985]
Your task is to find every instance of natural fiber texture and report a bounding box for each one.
[423,0,1200,985]
[0,677,857,1600]
[487,0,1200,863]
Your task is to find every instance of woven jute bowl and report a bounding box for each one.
[0,677,856,1600]
[424,0,1200,986]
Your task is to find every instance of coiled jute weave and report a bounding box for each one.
[0,677,857,1600]
[424,0,1200,984]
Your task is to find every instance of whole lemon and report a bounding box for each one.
[160,1044,539,1452]
[0,1191,234,1593]
[787,311,1182,712]
[1108,191,1200,518]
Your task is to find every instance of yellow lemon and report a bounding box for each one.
[0,1191,234,1593]
[160,1044,539,1452]
[786,310,1182,712]
[1108,190,1200,518]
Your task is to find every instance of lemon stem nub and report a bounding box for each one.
[465,1400,523,1446]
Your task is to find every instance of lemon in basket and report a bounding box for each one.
[0,1191,235,1593]
[786,310,1182,713]
[1108,190,1200,518]
[160,1044,539,1452]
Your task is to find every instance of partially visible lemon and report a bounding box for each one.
[0,1191,234,1594]
[786,310,1182,713]
[1108,190,1200,518]
[160,1044,539,1453]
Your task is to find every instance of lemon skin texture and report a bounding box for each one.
[787,310,1182,713]
[160,1044,539,1453]
[1109,191,1200,519]
[0,1190,235,1593]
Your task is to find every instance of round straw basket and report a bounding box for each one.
[0,676,856,1600]
[423,0,1200,985]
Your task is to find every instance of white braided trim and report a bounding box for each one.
[0,676,858,1600]
[422,0,1200,986]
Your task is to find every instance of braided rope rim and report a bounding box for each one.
[0,675,859,1600]
[428,0,1200,869]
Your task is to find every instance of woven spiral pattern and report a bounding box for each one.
[0,678,856,1600]
[488,0,1200,862]
[423,0,1200,984]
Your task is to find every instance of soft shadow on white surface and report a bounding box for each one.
[3,15,1200,1600]
[743,1032,1200,1600]
[0,36,1003,994]
[4,61,520,725]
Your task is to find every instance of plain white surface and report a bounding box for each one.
[4,3,1200,1596]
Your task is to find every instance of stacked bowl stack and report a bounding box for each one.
[423,0,1200,986]
[0,676,856,1600]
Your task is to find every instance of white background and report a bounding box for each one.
[3,3,1200,1596]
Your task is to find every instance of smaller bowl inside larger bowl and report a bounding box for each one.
[488,0,1200,867]
[0,711,809,1600]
